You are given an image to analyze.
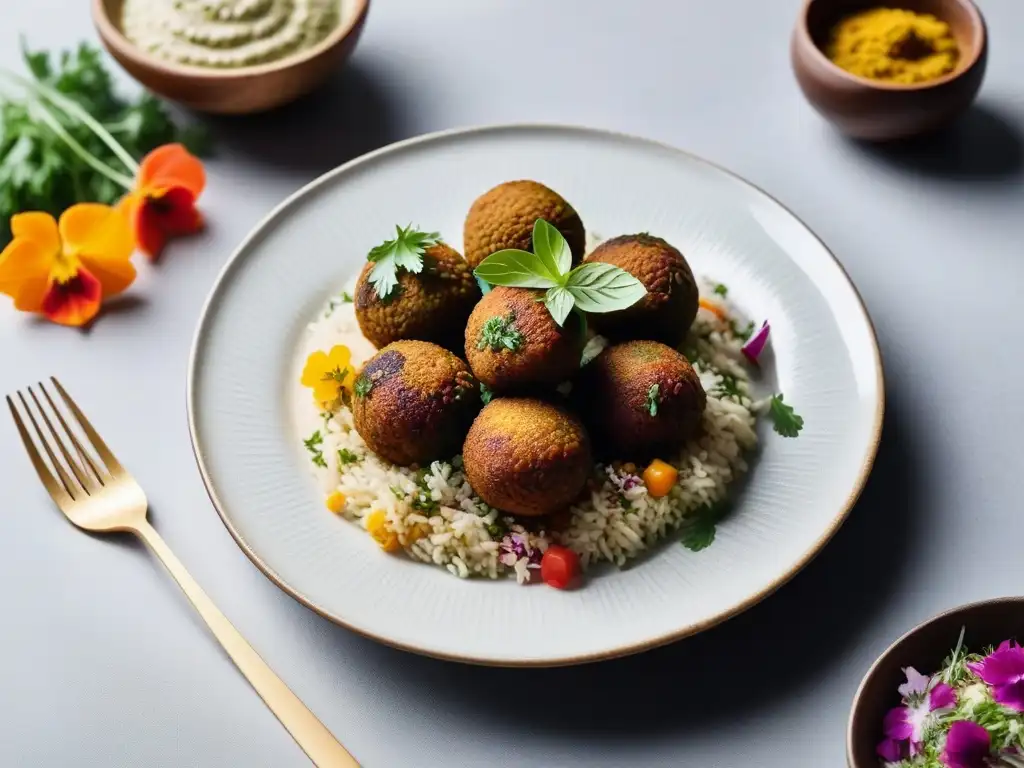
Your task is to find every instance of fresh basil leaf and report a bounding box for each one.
[565,262,647,313]
[544,285,575,326]
[532,218,572,277]
[474,249,559,289]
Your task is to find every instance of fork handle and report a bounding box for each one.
[133,520,359,768]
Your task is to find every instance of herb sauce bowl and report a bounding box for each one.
[791,0,988,141]
[92,0,370,114]
[847,597,1024,766]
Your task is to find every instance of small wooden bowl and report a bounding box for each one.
[847,597,1024,767]
[92,0,370,114]
[791,0,988,141]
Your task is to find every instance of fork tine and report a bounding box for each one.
[50,377,124,476]
[36,383,106,488]
[8,394,75,504]
[28,386,99,494]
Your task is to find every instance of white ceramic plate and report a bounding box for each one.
[188,125,883,666]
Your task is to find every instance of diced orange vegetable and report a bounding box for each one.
[325,491,347,514]
[699,297,728,320]
[643,459,679,498]
[365,510,401,552]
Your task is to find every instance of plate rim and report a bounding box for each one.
[186,122,886,667]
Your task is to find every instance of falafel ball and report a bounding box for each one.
[580,340,705,461]
[352,340,480,466]
[462,398,592,517]
[463,180,586,268]
[355,242,480,350]
[584,234,698,346]
[464,286,584,392]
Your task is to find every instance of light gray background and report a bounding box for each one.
[1,0,1022,765]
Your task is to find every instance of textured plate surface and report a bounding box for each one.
[188,125,883,666]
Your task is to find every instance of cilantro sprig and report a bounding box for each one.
[366,224,440,299]
[681,501,729,552]
[769,394,804,437]
[474,219,647,326]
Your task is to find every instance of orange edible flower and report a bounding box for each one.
[301,345,356,407]
[0,205,136,327]
[119,143,205,261]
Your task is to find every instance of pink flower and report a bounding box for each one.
[878,667,958,757]
[940,721,991,768]
[968,640,1024,711]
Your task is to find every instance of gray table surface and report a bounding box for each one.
[3,0,1023,765]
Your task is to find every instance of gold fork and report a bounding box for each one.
[8,378,359,768]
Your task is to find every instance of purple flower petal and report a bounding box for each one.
[970,646,1024,686]
[899,667,932,700]
[741,321,770,363]
[941,721,991,768]
[930,682,957,710]
[877,738,906,762]
[882,707,913,741]
[993,679,1024,712]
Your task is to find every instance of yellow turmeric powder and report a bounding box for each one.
[827,8,959,84]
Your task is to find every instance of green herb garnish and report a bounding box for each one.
[354,374,373,398]
[734,320,756,342]
[479,382,493,405]
[366,224,440,299]
[477,312,524,352]
[645,383,660,416]
[324,291,354,317]
[0,42,210,246]
[713,283,728,298]
[303,430,327,468]
[769,393,804,437]
[681,501,729,552]
[713,373,743,399]
[474,219,646,326]
[337,448,360,466]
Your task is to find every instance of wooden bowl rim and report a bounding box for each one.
[846,595,1024,765]
[91,0,370,80]
[795,0,987,92]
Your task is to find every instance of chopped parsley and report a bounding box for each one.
[324,291,354,317]
[354,374,373,398]
[390,485,405,499]
[681,501,729,552]
[733,319,756,342]
[477,312,524,352]
[479,382,493,405]
[337,448,361,466]
[366,225,440,299]
[303,430,327,468]
[645,383,660,416]
[713,373,743,399]
[713,283,728,298]
[769,394,804,437]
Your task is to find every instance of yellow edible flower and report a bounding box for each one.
[325,491,346,514]
[365,510,401,552]
[301,345,355,407]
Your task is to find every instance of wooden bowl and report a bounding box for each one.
[791,0,987,141]
[92,0,370,114]
[847,597,1024,767]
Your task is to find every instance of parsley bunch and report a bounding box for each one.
[0,42,210,245]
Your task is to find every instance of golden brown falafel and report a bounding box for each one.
[462,398,592,517]
[585,234,698,346]
[580,340,705,461]
[463,180,586,268]
[355,243,480,350]
[352,340,480,466]
[464,286,584,392]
